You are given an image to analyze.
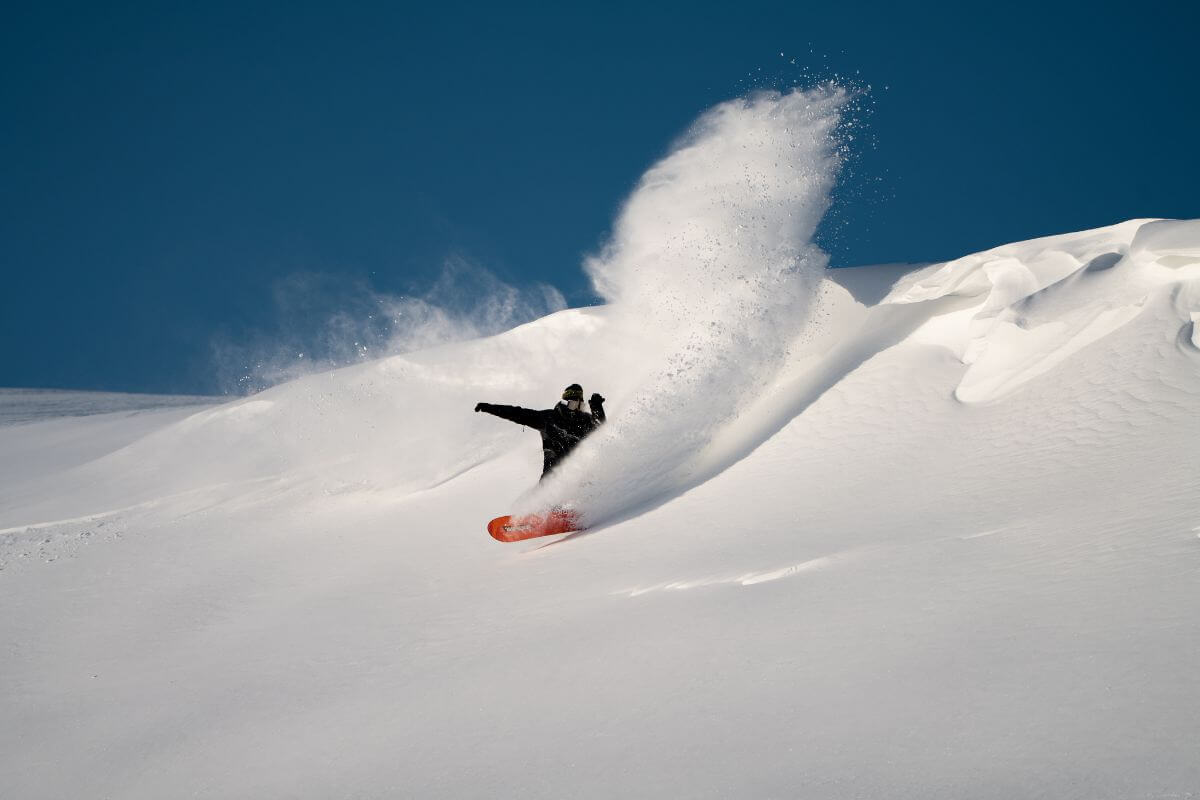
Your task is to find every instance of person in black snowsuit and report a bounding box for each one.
[475,383,606,478]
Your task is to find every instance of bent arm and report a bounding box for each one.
[478,403,546,429]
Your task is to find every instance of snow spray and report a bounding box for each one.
[519,86,848,524]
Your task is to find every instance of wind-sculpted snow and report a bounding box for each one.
[889,219,1200,403]
[519,87,849,524]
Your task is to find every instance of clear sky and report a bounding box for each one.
[2,1,1196,394]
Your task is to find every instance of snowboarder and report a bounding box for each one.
[475,384,606,478]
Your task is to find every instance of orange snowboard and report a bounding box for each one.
[488,509,582,542]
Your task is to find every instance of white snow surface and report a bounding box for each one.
[3,89,1199,798]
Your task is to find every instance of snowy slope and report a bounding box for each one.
[2,87,1199,799]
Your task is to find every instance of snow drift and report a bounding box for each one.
[2,85,1199,799]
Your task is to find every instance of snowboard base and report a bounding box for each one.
[488,509,582,542]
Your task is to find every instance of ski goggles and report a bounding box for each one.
[562,387,584,401]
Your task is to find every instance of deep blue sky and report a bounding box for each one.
[3,2,1196,394]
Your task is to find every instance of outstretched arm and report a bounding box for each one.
[475,403,545,429]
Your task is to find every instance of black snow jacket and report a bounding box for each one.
[477,399,605,477]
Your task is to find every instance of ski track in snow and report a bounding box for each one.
[616,554,843,596]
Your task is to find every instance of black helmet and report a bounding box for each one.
[562,384,584,401]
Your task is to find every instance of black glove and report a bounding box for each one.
[475,402,489,413]
[589,393,605,406]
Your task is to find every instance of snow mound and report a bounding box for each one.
[892,219,1200,402]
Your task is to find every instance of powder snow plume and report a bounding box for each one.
[520,86,848,523]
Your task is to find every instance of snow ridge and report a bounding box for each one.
[893,219,1200,403]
